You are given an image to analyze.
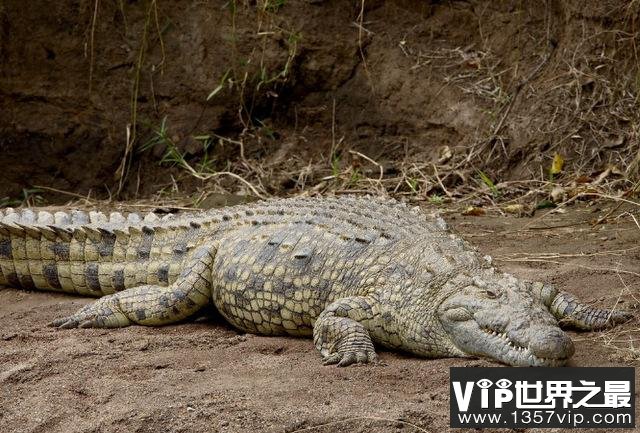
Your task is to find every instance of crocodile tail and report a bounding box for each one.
[0,208,194,297]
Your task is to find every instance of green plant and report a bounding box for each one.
[263,0,286,13]
[407,177,421,193]
[116,1,153,191]
[192,135,217,172]
[0,188,44,207]
[139,117,177,163]
[404,177,418,193]
[258,29,300,87]
[140,117,213,179]
[218,1,301,129]
[256,120,276,140]
[428,193,444,205]
[330,154,341,178]
[349,169,362,186]
[477,170,500,197]
[207,68,232,100]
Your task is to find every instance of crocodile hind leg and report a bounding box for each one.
[530,282,633,330]
[49,247,215,328]
[313,296,381,367]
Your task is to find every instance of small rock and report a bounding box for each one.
[550,185,566,203]
[135,339,150,351]
[284,420,307,432]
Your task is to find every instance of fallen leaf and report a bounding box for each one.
[550,153,564,175]
[462,206,486,216]
[503,204,534,217]
[504,204,522,214]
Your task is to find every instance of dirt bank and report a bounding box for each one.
[1,1,639,201]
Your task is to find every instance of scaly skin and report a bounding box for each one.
[0,196,632,366]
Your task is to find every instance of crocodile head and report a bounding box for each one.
[437,273,574,366]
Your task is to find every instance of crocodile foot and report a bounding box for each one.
[322,348,378,367]
[313,295,381,367]
[49,294,131,328]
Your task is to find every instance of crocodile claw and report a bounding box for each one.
[322,350,378,367]
[48,317,80,328]
[49,314,96,329]
[48,296,131,329]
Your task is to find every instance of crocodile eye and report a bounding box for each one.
[484,290,497,299]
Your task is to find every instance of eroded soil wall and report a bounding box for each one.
[1,1,638,200]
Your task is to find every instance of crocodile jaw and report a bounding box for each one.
[471,325,573,366]
[437,284,575,366]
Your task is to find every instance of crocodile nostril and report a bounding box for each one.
[444,307,473,322]
[528,326,575,359]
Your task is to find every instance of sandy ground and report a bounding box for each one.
[1,204,639,433]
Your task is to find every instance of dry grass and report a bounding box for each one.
[5,1,640,218]
[127,2,640,217]
[574,271,640,364]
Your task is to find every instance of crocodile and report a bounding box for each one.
[0,196,631,366]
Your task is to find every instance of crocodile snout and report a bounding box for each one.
[528,325,575,359]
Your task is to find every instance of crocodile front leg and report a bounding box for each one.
[531,282,632,330]
[49,247,215,328]
[313,296,380,367]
